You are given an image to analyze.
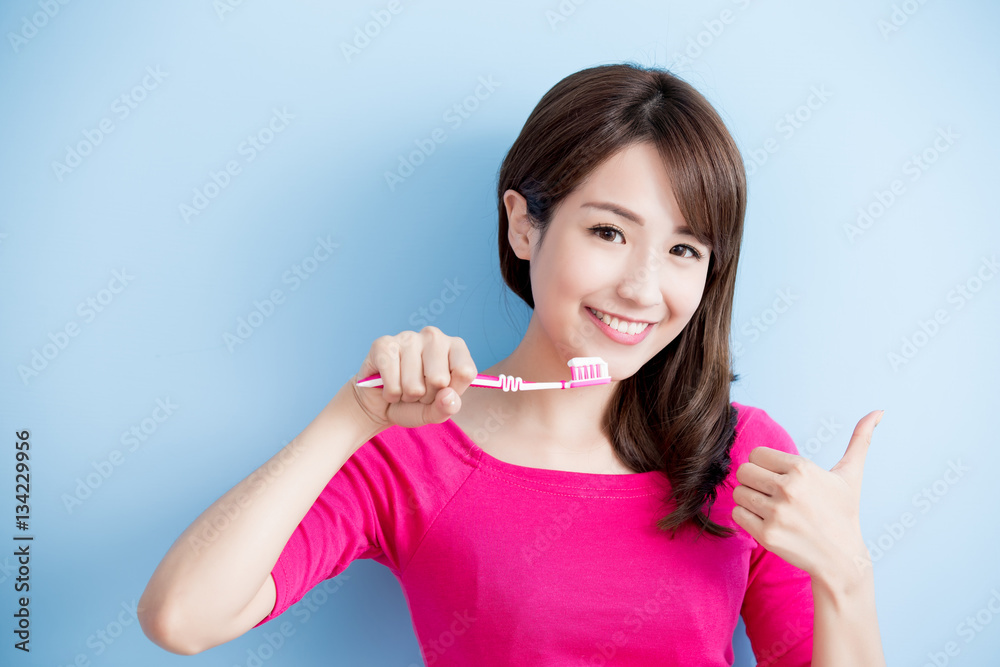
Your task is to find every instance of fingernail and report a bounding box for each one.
[446,391,457,407]
[875,410,885,427]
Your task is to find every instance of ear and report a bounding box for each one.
[504,189,537,261]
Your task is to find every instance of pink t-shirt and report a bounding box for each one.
[254,401,814,665]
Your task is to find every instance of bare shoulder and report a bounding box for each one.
[449,386,490,442]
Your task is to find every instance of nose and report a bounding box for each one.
[617,254,663,307]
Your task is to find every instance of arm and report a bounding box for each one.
[811,553,886,666]
[732,407,888,666]
[137,381,383,655]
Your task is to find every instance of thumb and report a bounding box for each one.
[831,409,883,487]
[425,387,461,425]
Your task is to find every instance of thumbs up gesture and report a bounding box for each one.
[732,409,884,585]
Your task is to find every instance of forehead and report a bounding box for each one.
[565,143,685,226]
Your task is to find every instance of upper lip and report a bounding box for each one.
[586,306,658,325]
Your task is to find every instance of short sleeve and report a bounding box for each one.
[737,407,815,666]
[252,436,390,628]
[251,422,475,628]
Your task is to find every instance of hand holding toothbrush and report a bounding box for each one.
[348,326,610,432]
[347,327,478,431]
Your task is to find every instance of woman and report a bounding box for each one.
[138,62,886,665]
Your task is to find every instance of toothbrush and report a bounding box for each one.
[355,356,611,391]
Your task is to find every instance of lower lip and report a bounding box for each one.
[585,307,654,345]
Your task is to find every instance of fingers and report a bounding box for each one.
[423,385,462,425]
[397,331,425,403]
[735,459,782,497]
[732,485,774,521]
[447,336,478,398]
[366,326,476,428]
[848,410,883,452]
[833,409,883,485]
[419,328,453,406]
[732,504,765,535]
[747,445,802,475]
[371,335,402,403]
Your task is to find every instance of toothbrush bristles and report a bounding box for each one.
[567,356,609,381]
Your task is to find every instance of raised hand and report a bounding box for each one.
[731,409,884,584]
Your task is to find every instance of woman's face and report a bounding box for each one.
[507,141,713,380]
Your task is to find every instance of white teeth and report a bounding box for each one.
[588,307,648,334]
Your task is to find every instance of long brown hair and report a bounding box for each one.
[496,63,745,539]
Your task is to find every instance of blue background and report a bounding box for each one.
[1,0,998,665]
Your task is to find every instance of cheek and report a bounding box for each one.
[684,281,707,314]
[664,274,708,319]
[551,253,600,297]
[532,258,585,315]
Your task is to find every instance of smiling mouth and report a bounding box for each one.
[586,306,652,335]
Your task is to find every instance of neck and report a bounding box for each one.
[478,315,620,454]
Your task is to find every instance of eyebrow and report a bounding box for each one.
[580,201,703,241]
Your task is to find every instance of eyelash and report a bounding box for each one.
[588,225,704,260]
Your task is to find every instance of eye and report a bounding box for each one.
[589,224,625,244]
[672,244,704,260]
[590,224,706,260]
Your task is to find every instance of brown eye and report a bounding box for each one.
[590,225,625,244]
[672,244,703,260]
